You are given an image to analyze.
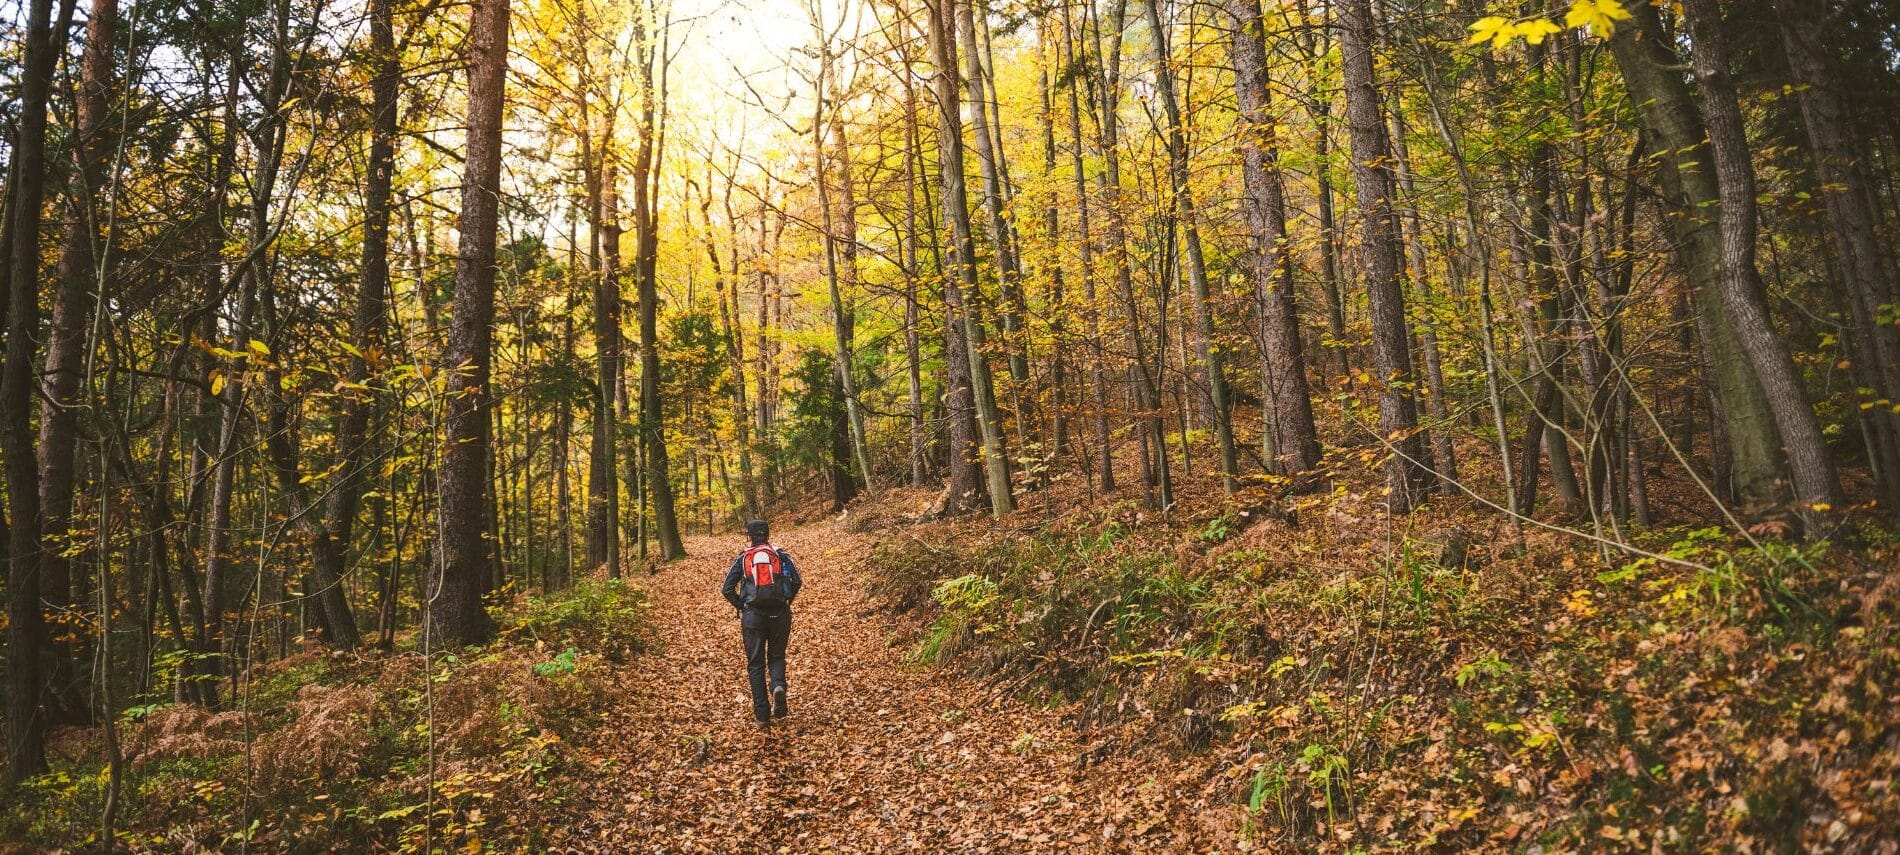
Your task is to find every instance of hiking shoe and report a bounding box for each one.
[755,718,772,733]
[771,686,788,718]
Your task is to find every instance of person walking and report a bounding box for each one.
[721,520,802,730]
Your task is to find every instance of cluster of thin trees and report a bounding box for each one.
[4,0,1897,790]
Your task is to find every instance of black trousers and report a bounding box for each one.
[741,608,791,722]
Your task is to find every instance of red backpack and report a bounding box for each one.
[742,544,789,607]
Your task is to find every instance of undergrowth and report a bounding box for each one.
[873,494,1900,851]
[0,577,650,851]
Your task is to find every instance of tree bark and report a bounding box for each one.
[900,57,931,487]
[1228,0,1321,478]
[579,11,622,574]
[259,346,360,649]
[1094,0,1169,508]
[326,0,398,603]
[1061,1,1114,492]
[1338,0,1430,511]
[1775,0,1900,510]
[929,0,1013,517]
[955,0,1031,417]
[1294,0,1349,380]
[1389,104,1457,488]
[431,0,509,647]
[813,51,875,496]
[1683,0,1846,531]
[39,0,117,673]
[3,0,61,786]
[1038,40,1070,468]
[1145,0,1239,493]
[630,5,684,558]
[32,0,117,726]
[1609,0,1787,513]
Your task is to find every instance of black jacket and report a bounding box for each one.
[722,545,802,612]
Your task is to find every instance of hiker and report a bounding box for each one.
[721,520,802,730]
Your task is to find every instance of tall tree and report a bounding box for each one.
[1145,0,1240,493]
[1608,0,1786,514]
[1227,0,1321,478]
[578,2,623,574]
[3,0,62,786]
[1091,0,1169,507]
[39,0,120,708]
[810,14,875,496]
[955,0,1031,424]
[1681,0,1845,531]
[1774,0,1900,510]
[1338,0,1431,511]
[325,0,401,632]
[431,0,510,646]
[1061,0,1115,492]
[630,1,685,558]
[929,0,1013,517]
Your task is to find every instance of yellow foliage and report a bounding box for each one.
[1517,19,1563,44]
[1565,0,1633,37]
[1468,0,1628,51]
[1466,16,1517,49]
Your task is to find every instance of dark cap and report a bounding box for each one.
[745,520,769,541]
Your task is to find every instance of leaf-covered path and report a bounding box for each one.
[553,521,1230,852]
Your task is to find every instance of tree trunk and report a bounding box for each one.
[955,0,1031,423]
[1339,0,1430,512]
[259,351,360,649]
[1145,0,1239,493]
[1295,0,1350,380]
[1609,0,1787,514]
[706,174,761,517]
[756,207,783,504]
[1516,138,1583,516]
[32,0,116,726]
[929,0,1013,517]
[1095,0,1169,508]
[1039,41,1070,469]
[631,6,684,558]
[1228,0,1321,478]
[39,0,118,693]
[1389,104,1457,488]
[901,63,931,487]
[1683,0,1846,532]
[813,59,875,496]
[1775,0,1900,510]
[430,0,508,647]
[329,0,398,585]
[3,0,61,786]
[580,45,620,573]
[1062,0,1114,492]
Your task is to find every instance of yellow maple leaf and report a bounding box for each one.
[1467,16,1514,49]
[1566,0,1632,38]
[1517,19,1562,44]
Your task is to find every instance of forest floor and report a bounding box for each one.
[547,522,1233,852]
[8,470,1894,852]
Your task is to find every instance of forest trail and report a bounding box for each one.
[553,521,1228,852]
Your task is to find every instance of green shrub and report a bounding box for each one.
[913,573,1001,665]
[502,578,649,659]
[533,647,581,676]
